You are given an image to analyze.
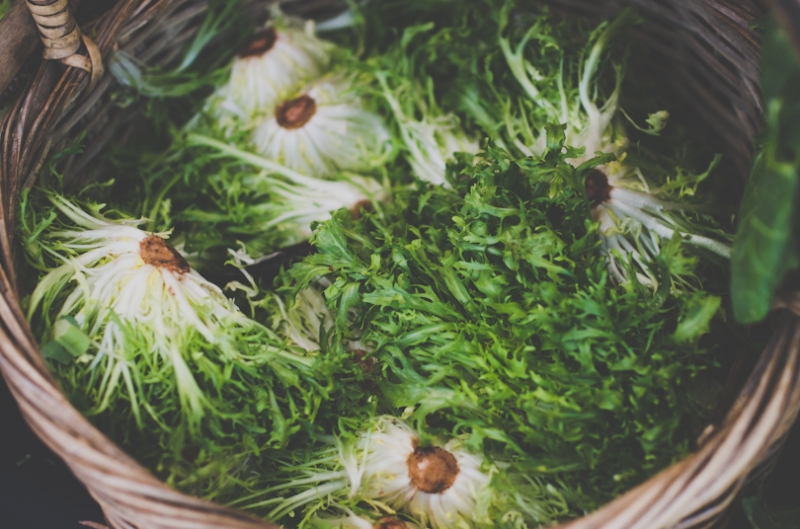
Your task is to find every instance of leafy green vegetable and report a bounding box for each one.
[240,414,571,528]
[180,133,387,258]
[206,9,334,132]
[346,2,731,289]
[17,0,744,524]
[108,0,255,102]
[19,192,359,502]
[368,25,479,186]
[251,74,393,177]
[102,11,391,262]
[275,135,724,519]
[731,16,800,324]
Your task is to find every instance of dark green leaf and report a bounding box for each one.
[41,341,75,365]
[731,17,800,323]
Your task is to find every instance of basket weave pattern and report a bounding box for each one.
[1,1,798,528]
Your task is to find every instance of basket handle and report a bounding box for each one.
[24,0,104,88]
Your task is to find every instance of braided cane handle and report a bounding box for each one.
[25,0,104,87]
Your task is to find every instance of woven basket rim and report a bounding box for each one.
[2,1,799,528]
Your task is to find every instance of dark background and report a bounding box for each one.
[0,377,105,529]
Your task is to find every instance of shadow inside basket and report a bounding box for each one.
[0,377,105,528]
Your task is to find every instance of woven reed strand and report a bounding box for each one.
[1,1,799,528]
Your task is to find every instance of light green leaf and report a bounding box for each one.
[52,316,91,358]
[673,295,721,343]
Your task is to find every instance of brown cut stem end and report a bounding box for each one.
[352,349,377,373]
[407,445,459,494]
[238,28,278,58]
[585,168,613,208]
[374,518,410,529]
[140,235,190,274]
[276,95,317,129]
[351,200,373,220]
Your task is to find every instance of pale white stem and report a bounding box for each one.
[268,480,349,520]
[188,134,320,187]
[499,28,556,115]
[609,201,731,258]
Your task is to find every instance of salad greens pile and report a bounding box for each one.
[238,134,727,526]
[18,0,748,526]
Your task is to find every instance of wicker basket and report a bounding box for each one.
[1,0,799,528]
